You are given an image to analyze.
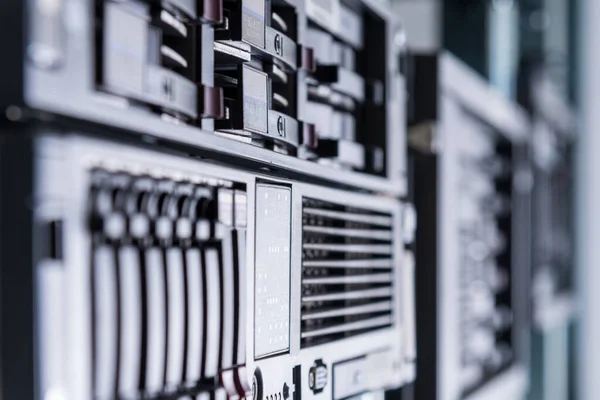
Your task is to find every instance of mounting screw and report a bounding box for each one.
[162,77,174,101]
[274,34,283,55]
[5,106,23,121]
[276,116,286,137]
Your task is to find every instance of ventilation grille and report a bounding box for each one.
[301,198,395,348]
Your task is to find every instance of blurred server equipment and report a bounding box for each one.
[518,61,577,333]
[406,52,532,400]
[518,61,577,400]
[1,0,407,194]
[0,130,415,400]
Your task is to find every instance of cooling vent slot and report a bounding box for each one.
[301,198,394,348]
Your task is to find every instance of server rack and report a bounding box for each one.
[0,1,414,399]
[406,52,531,400]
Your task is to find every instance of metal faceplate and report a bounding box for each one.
[33,134,414,400]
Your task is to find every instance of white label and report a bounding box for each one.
[254,184,291,358]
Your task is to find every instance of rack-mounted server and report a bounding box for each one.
[1,0,407,195]
[405,53,531,400]
[0,130,415,400]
